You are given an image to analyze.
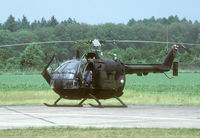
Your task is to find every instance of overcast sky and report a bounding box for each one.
[0,0,199,24]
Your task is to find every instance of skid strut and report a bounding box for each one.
[44,96,87,107]
[89,94,127,108]
[88,93,103,107]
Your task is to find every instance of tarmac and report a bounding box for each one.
[0,105,200,129]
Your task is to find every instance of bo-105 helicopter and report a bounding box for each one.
[40,39,192,108]
[0,39,193,107]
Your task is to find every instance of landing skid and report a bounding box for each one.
[43,97,86,107]
[44,94,127,108]
[43,103,83,107]
[89,104,127,108]
[88,94,127,108]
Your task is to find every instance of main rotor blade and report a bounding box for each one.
[0,40,76,48]
[1,39,200,48]
[104,40,200,46]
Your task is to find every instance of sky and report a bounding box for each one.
[0,0,200,24]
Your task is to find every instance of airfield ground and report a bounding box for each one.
[0,105,200,137]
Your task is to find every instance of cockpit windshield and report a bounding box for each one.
[55,60,79,74]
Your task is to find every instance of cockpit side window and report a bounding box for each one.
[79,59,87,73]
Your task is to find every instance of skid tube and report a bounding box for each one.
[44,96,87,107]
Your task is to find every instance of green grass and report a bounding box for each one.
[0,74,50,92]
[125,72,200,94]
[0,72,200,105]
[123,72,200,105]
[0,127,200,138]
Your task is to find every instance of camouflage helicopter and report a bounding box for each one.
[41,39,193,108]
[0,39,193,107]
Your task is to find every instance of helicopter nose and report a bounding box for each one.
[51,79,62,89]
[50,73,63,89]
[50,73,79,89]
[50,75,62,89]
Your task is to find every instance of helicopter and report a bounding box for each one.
[40,39,192,108]
[0,39,193,108]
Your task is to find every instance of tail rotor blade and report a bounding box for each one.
[178,45,192,54]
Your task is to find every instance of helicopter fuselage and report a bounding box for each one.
[49,57,126,100]
[41,44,179,107]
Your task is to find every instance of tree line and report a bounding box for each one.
[0,15,200,71]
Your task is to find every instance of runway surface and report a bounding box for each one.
[0,105,200,129]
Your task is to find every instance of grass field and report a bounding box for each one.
[0,72,200,105]
[0,127,200,138]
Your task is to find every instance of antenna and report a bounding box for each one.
[167,26,169,47]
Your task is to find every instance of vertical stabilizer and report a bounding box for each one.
[162,45,177,68]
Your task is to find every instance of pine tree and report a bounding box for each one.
[48,16,58,27]
[21,15,30,29]
[4,15,18,32]
[41,17,47,27]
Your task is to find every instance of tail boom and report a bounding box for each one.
[124,45,178,75]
